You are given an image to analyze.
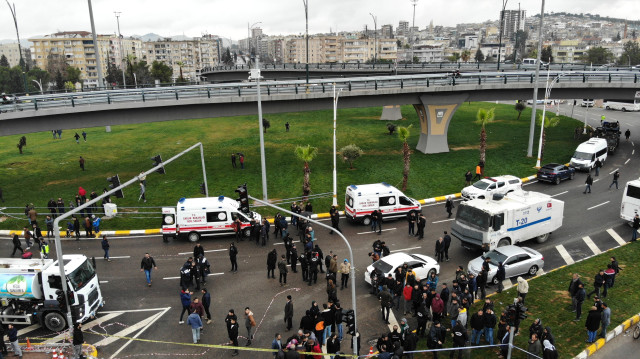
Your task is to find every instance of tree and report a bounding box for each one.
[55,70,64,91]
[106,60,123,87]
[262,118,270,133]
[386,123,397,135]
[620,41,640,66]
[340,144,363,169]
[615,32,621,41]
[66,66,82,85]
[0,65,25,93]
[221,47,234,66]
[461,50,471,63]
[475,48,485,62]
[126,59,152,86]
[537,114,560,162]
[150,61,172,83]
[64,81,75,91]
[515,101,526,120]
[26,66,50,93]
[176,61,185,83]
[476,108,495,166]
[294,145,318,197]
[585,47,614,65]
[397,125,412,191]
[447,52,461,63]
[541,46,554,63]
[0,55,9,68]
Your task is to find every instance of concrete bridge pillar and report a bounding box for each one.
[379,105,402,121]
[414,93,469,154]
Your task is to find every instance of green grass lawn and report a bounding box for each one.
[0,102,585,230]
[414,243,640,359]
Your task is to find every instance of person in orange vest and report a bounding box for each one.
[473,164,482,181]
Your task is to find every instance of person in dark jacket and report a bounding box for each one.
[483,308,496,345]
[278,255,289,286]
[445,197,455,218]
[585,307,601,343]
[428,321,447,358]
[470,310,484,345]
[529,318,543,340]
[267,249,278,279]
[284,295,294,331]
[72,322,84,359]
[379,285,393,324]
[11,234,23,257]
[101,235,111,261]
[583,174,593,193]
[227,317,239,356]
[201,289,212,324]
[140,253,157,287]
[542,339,558,359]
[300,310,314,333]
[435,237,445,263]
[541,326,555,346]
[496,262,506,293]
[443,231,452,261]
[450,320,468,359]
[404,330,418,359]
[193,243,205,259]
[574,283,587,321]
[587,270,605,299]
[327,333,341,355]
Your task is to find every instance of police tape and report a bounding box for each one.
[29,332,360,357]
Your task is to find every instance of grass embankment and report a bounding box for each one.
[0,102,585,230]
[415,243,640,359]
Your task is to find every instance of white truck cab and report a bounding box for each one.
[344,183,421,225]
[162,196,262,242]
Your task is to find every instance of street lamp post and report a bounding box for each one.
[535,67,552,168]
[527,0,546,157]
[370,13,378,64]
[5,1,25,70]
[114,12,127,88]
[248,22,262,65]
[332,83,343,207]
[496,0,509,70]
[250,58,269,202]
[302,0,310,85]
[31,79,43,94]
[87,0,105,89]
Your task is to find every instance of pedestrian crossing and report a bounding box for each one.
[554,227,629,266]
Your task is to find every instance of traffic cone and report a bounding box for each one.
[26,338,32,350]
[51,353,58,359]
[369,346,374,355]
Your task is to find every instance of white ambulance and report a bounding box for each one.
[161,196,262,242]
[344,183,422,225]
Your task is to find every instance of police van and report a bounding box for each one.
[344,183,422,225]
[161,196,262,242]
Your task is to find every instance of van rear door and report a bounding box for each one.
[161,207,176,239]
[621,182,640,221]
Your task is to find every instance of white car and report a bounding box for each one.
[467,245,544,285]
[461,175,523,200]
[364,252,439,286]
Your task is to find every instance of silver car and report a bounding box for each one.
[467,245,544,285]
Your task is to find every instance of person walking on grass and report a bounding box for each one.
[82,130,87,142]
[140,253,157,287]
[574,283,586,321]
[585,306,601,343]
[79,156,85,171]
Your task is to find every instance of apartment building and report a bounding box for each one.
[141,36,219,81]
[0,43,31,67]
[500,10,526,39]
[109,37,143,69]
[551,40,587,63]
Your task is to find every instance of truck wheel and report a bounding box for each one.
[362,216,372,226]
[622,108,627,112]
[605,106,610,110]
[187,232,200,242]
[554,177,561,185]
[44,312,67,332]
[528,265,539,276]
[535,233,550,243]
[497,238,510,247]
[243,228,251,238]
[427,268,437,279]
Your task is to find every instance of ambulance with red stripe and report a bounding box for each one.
[344,183,422,226]
[162,196,261,242]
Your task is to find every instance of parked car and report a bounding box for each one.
[536,163,576,184]
[580,99,594,107]
[467,245,544,285]
[461,175,523,200]
[364,252,439,286]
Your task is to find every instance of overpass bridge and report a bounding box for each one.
[1,71,639,153]
[201,62,635,82]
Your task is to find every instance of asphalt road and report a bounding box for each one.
[3,102,639,358]
[588,324,640,359]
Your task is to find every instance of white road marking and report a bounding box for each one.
[432,219,455,224]
[587,201,610,210]
[633,149,635,155]
[162,276,180,280]
[108,307,171,359]
[16,324,43,337]
[357,228,397,235]
[274,240,300,246]
[99,307,172,314]
[551,191,568,197]
[390,246,422,253]
[163,273,224,280]
[100,280,109,283]
[632,142,635,147]
[625,159,630,164]
[43,312,124,344]
[108,256,131,259]
[178,249,227,255]
[609,169,618,175]
[582,236,601,255]
[387,305,399,331]
[593,179,600,183]
[606,228,627,246]
[522,180,538,186]
[556,245,575,265]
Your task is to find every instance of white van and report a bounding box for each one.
[620,179,640,222]
[345,183,421,225]
[522,58,548,69]
[569,138,608,171]
[161,196,262,242]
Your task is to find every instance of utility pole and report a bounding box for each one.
[497,0,509,70]
[527,0,546,157]
[5,1,25,70]
[370,13,378,64]
[411,0,419,64]
[114,12,126,88]
[87,0,105,89]
[303,0,310,86]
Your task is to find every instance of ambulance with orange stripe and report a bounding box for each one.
[162,196,261,242]
[344,183,422,226]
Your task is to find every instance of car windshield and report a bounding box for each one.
[573,151,592,160]
[472,181,491,190]
[372,259,393,274]
[68,259,96,291]
[482,250,508,266]
[456,204,491,230]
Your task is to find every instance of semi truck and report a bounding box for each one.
[0,255,104,332]
[451,191,564,251]
[594,122,620,154]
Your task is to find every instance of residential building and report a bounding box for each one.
[142,36,220,81]
[551,40,587,63]
[0,42,31,67]
[412,41,445,62]
[500,9,526,39]
[381,24,394,39]
[109,36,143,70]
[397,21,409,36]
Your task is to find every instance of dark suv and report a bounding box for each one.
[537,163,575,184]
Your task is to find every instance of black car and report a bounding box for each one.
[536,163,575,184]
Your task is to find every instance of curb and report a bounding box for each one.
[573,313,640,358]
[0,174,539,238]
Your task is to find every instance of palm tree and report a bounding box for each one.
[397,125,412,191]
[294,145,318,197]
[461,50,471,63]
[476,108,496,166]
[537,114,560,162]
[176,61,185,82]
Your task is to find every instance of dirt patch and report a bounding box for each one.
[365,150,403,155]
[351,116,382,120]
[450,143,502,151]
[0,216,6,223]
[119,208,139,213]
[45,179,72,186]
[7,162,28,167]
[551,290,571,301]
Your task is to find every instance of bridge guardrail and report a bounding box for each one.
[0,71,638,114]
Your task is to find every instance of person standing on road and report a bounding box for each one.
[178,288,192,324]
[187,309,203,343]
[445,197,455,218]
[340,259,351,289]
[443,231,452,262]
[201,289,212,324]
[79,156,85,171]
[101,236,111,261]
[229,243,238,272]
[372,210,382,235]
[329,208,341,234]
[140,253,157,287]
[267,249,277,279]
[594,159,602,176]
[417,213,426,240]
[278,255,288,286]
[11,234,23,257]
[379,285,393,324]
[227,317,239,356]
[244,307,256,346]
[609,170,620,190]
[72,322,84,359]
[632,214,639,241]
[625,129,631,140]
[193,243,205,259]
[284,295,293,331]
[435,237,445,263]
[73,216,80,241]
[407,211,416,236]
[8,324,21,359]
